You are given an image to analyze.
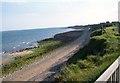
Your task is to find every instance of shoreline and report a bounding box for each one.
[2,28,75,54]
[2,29,83,55]
[1,30,84,65]
[8,50,33,57]
[1,48,35,64]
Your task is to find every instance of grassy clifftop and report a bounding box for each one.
[55,26,120,82]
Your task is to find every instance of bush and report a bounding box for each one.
[87,55,102,66]
[68,64,80,73]
[77,60,95,69]
[92,30,102,36]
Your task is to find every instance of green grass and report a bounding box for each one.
[1,39,63,77]
[54,26,120,82]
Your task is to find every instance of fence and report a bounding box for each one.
[95,56,120,82]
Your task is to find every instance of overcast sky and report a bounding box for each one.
[0,0,119,31]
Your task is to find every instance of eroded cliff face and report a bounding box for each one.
[54,30,83,42]
[37,30,84,43]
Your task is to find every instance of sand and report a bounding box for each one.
[8,50,33,57]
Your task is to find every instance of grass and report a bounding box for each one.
[54,26,120,82]
[1,39,63,77]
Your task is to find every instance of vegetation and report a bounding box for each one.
[1,31,83,77]
[55,26,120,82]
[1,39,62,76]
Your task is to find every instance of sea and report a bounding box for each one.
[1,28,74,54]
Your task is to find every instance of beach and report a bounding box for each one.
[8,50,33,57]
[1,50,33,65]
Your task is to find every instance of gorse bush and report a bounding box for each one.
[77,60,95,69]
[87,55,102,66]
[68,64,80,73]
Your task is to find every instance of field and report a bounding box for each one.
[55,26,120,82]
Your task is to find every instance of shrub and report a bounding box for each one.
[87,55,102,66]
[68,64,80,73]
[77,60,95,69]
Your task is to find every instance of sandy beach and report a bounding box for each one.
[8,50,33,57]
[1,50,33,65]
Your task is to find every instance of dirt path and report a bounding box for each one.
[2,28,91,81]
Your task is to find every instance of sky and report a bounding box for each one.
[0,0,119,31]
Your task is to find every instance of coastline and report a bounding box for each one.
[2,28,87,80]
[2,28,75,54]
[1,30,83,65]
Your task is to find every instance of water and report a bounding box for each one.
[1,28,74,53]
